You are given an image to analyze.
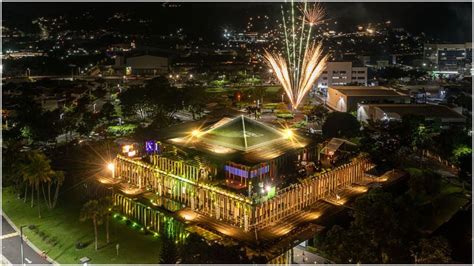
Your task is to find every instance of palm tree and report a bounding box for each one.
[19,151,54,218]
[51,171,65,208]
[98,196,116,244]
[80,200,103,251]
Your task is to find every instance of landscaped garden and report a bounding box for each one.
[2,187,163,264]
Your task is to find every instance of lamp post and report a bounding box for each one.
[20,225,34,265]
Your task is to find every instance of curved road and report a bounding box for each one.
[2,215,50,265]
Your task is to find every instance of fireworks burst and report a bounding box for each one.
[264,0,328,110]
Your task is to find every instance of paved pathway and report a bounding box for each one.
[292,245,332,264]
[1,215,51,265]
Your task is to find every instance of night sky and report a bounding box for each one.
[3,2,472,43]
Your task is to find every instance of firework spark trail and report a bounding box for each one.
[265,0,327,110]
[296,1,307,88]
[291,0,297,91]
[281,5,291,68]
[296,44,328,107]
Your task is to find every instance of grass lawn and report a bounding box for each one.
[263,86,281,93]
[417,179,470,232]
[421,192,470,232]
[205,87,229,93]
[2,187,163,264]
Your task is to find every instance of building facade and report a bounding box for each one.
[357,103,466,127]
[423,43,472,74]
[99,116,375,237]
[316,62,368,90]
[326,86,410,112]
[115,55,169,76]
[111,155,372,233]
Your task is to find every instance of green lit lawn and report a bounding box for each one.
[2,187,162,264]
[205,87,228,93]
[263,86,281,93]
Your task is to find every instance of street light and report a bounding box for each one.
[107,163,115,179]
[20,225,34,265]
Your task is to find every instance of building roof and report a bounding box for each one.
[126,55,168,69]
[201,115,284,151]
[166,115,311,164]
[330,86,408,97]
[364,104,466,121]
[320,138,356,155]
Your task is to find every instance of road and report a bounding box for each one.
[292,245,332,264]
[1,216,50,265]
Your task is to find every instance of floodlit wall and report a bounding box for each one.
[327,87,348,112]
[113,155,373,232]
[115,155,253,230]
[113,193,189,243]
[250,158,373,230]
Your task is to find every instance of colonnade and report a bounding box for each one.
[250,159,373,230]
[113,193,188,243]
[149,155,209,182]
[115,155,253,230]
[112,155,372,232]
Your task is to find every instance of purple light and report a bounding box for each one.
[225,165,249,178]
[250,165,270,178]
[145,140,159,154]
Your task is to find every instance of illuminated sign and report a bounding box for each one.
[145,140,160,154]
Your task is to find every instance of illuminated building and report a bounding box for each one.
[357,103,466,127]
[100,115,373,239]
[326,86,409,112]
[316,62,368,91]
[115,55,169,76]
[423,43,472,74]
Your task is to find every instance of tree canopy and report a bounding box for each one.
[322,111,360,139]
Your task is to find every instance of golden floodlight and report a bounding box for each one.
[107,163,115,171]
[122,144,132,153]
[191,129,201,137]
[284,129,294,139]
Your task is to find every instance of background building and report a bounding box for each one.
[326,86,410,112]
[423,43,472,74]
[115,54,169,76]
[316,62,368,91]
[357,103,466,127]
